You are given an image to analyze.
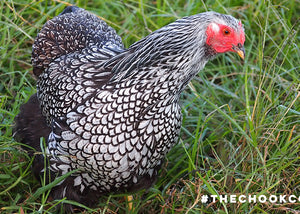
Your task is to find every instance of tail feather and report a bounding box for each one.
[31,6,124,77]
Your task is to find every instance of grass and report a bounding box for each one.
[0,0,299,213]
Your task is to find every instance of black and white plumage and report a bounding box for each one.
[14,6,245,211]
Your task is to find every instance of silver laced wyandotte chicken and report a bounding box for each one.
[14,6,245,212]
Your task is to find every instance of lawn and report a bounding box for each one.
[0,0,299,213]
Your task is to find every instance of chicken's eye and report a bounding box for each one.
[223,29,230,35]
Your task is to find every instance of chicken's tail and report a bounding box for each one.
[31,6,124,77]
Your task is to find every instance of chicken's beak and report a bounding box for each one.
[232,43,245,60]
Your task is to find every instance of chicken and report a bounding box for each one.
[14,6,245,211]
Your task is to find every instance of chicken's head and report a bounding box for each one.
[206,20,245,60]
